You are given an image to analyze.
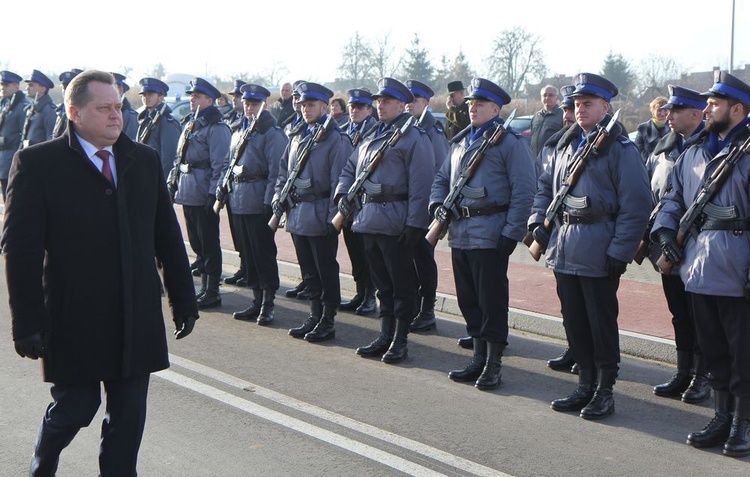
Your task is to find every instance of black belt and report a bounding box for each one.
[458,204,509,218]
[700,219,750,231]
[561,212,616,225]
[294,190,331,202]
[233,174,268,183]
[362,193,409,204]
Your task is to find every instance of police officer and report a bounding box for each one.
[52,69,83,139]
[224,79,246,127]
[20,70,57,148]
[445,80,470,141]
[432,78,536,389]
[170,77,232,309]
[0,70,29,198]
[645,86,710,404]
[338,88,378,315]
[274,82,352,342]
[219,84,287,325]
[653,72,750,456]
[136,77,181,179]
[529,73,651,420]
[335,77,435,363]
[112,73,138,140]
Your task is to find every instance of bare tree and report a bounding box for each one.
[338,31,374,89]
[485,27,546,98]
[636,54,683,99]
[264,62,290,87]
[369,31,403,82]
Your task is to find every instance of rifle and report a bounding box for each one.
[137,101,168,143]
[523,110,621,262]
[0,92,18,133]
[656,126,750,275]
[19,92,39,151]
[415,104,429,128]
[169,105,200,196]
[213,103,265,214]
[425,110,516,247]
[331,116,415,232]
[633,186,671,265]
[268,114,333,231]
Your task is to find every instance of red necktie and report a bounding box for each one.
[95,150,114,186]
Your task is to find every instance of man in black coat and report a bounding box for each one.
[2,70,199,477]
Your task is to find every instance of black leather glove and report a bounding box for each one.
[174,316,197,339]
[337,196,355,218]
[656,228,682,263]
[398,226,424,248]
[531,224,550,249]
[497,235,518,256]
[272,199,285,217]
[606,256,628,279]
[205,194,216,213]
[14,332,46,359]
[215,185,226,204]
[432,205,449,223]
[325,223,340,241]
[263,204,273,221]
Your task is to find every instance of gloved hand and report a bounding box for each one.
[398,226,425,248]
[166,180,177,201]
[174,316,197,339]
[606,256,628,279]
[14,332,46,359]
[215,185,226,204]
[272,199,285,218]
[656,228,682,263]
[337,195,355,218]
[205,194,216,213]
[263,204,273,221]
[325,223,340,241]
[432,204,449,223]
[531,224,550,249]
[497,235,518,256]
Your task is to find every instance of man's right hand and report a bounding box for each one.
[432,205,449,224]
[272,200,284,217]
[531,224,550,249]
[657,228,682,263]
[14,332,46,360]
[337,196,355,218]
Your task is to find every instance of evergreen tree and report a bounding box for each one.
[403,34,434,83]
[601,51,637,101]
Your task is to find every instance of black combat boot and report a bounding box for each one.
[682,355,711,404]
[285,280,305,298]
[409,296,437,332]
[654,350,693,397]
[257,290,275,326]
[223,268,245,285]
[551,368,597,412]
[356,288,377,315]
[724,396,750,457]
[305,304,336,342]
[457,336,473,349]
[571,363,580,375]
[449,338,486,382]
[580,369,617,420]
[297,287,312,300]
[381,319,410,364]
[289,299,321,338]
[339,282,364,311]
[233,288,262,321]
[196,274,208,299]
[687,390,733,448]
[356,316,395,357]
[547,347,576,371]
[475,342,504,390]
[197,275,222,309]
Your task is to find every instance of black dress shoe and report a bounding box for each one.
[457,336,473,349]
[223,269,244,285]
[191,267,202,277]
[235,277,248,287]
[296,288,312,300]
[548,347,576,371]
[285,281,306,298]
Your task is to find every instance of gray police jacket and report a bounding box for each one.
[137,104,181,179]
[225,110,287,215]
[174,106,231,206]
[431,121,536,249]
[530,119,651,277]
[0,92,29,179]
[653,124,750,297]
[336,113,435,236]
[121,98,139,141]
[275,116,352,236]
[52,103,68,139]
[24,94,56,145]
[419,111,450,173]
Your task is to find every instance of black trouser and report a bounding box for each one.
[661,274,700,354]
[342,225,373,290]
[555,273,620,371]
[291,233,340,306]
[234,213,279,290]
[226,202,244,272]
[1,178,7,201]
[690,293,750,397]
[30,374,150,477]
[363,234,416,321]
[452,248,509,343]
[183,205,222,277]
[413,236,438,300]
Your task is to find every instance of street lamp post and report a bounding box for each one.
[730,0,735,73]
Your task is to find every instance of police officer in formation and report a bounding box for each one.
[0,70,29,199]
[653,71,750,457]
[136,77,181,178]
[20,70,57,149]
[170,77,232,309]
[112,73,139,141]
[432,78,536,390]
[275,82,352,342]
[222,84,287,325]
[336,77,434,364]
[338,88,378,315]
[52,69,82,139]
[529,73,651,420]
[644,86,710,404]
[224,79,246,127]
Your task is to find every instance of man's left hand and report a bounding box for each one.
[174,316,197,339]
[606,256,627,279]
[497,236,518,256]
[14,332,46,359]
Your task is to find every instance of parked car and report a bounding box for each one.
[167,99,191,122]
[508,115,532,144]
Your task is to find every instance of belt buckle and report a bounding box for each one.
[461,206,471,218]
[562,212,571,225]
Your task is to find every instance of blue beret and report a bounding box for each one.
[25,70,54,89]
[406,80,434,100]
[59,69,82,85]
[663,85,706,110]
[240,83,271,102]
[229,79,246,96]
[186,77,221,100]
[464,78,511,106]
[111,72,130,93]
[372,77,414,104]
[347,88,373,106]
[139,77,169,95]
[571,73,618,102]
[702,71,750,106]
[0,70,22,84]
[296,82,333,103]
[560,85,576,109]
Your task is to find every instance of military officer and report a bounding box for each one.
[112,73,138,140]
[0,70,29,198]
[20,70,57,148]
[170,77,232,309]
[652,72,750,456]
[52,69,83,139]
[335,77,435,364]
[136,77,181,179]
[445,80,470,140]
[274,82,352,342]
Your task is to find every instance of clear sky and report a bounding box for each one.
[2,0,747,88]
